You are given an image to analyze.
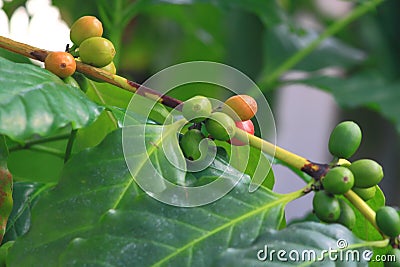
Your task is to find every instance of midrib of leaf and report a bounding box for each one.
[111,120,185,210]
[151,188,306,267]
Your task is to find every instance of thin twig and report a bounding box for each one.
[8,133,71,152]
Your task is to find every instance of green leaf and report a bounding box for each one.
[133,0,284,27]
[216,222,370,266]
[7,131,69,183]
[352,186,385,241]
[123,121,187,186]
[7,129,297,266]
[3,182,51,243]
[0,241,14,267]
[0,57,103,142]
[297,71,400,134]
[217,141,275,190]
[264,24,366,73]
[351,186,386,266]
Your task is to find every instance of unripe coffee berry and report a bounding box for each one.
[230,120,255,146]
[70,16,103,46]
[313,191,340,223]
[337,199,356,230]
[45,51,76,78]
[180,129,205,161]
[182,96,212,123]
[79,37,116,67]
[101,61,116,74]
[205,112,236,141]
[90,61,117,83]
[375,206,400,238]
[222,95,258,121]
[329,121,362,159]
[322,167,354,195]
[348,159,383,188]
[352,186,377,201]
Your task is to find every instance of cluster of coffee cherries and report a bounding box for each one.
[313,121,400,260]
[44,16,116,79]
[179,95,257,161]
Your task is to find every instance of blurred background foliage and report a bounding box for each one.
[1,0,399,206]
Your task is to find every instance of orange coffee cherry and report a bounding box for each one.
[222,95,258,121]
[45,52,76,78]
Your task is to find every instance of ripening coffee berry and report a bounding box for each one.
[352,186,377,201]
[348,159,384,188]
[101,61,116,74]
[79,37,116,67]
[328,121,362,159]
[385,248,400,267]
[375,206,400,238]
[182,96,212,123]
[322,167,354,195]
[222,95,258,121]
[70,16,103,46]
[90,61,117,83]
[44,51,76,78]
[179,129,205,161]
[205,112,236,141]
[313,191,340,223]
[230,120,255,146]
[337,199,356,230]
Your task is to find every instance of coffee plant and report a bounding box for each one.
[0,0,399,266]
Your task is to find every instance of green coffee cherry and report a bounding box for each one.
[385,248,400,267]
[179,129,205,161]
[337,158,351,167]
[328,121,362,159]
[322,167,354,195]
[182,96,212,123]
[79,37,116,67]
[352,186,377,201]
[349,159,384,188]
[313,191,340,223]
[90,61,117,83]
[70,16,103,46]
[205,112,236,141]
[101,61,116,74]
[375,206,400,237]
[337,199,356,230]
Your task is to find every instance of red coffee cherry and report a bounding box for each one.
[230,120,255,146]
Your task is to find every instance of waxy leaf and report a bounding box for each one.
[0,57,102,142]
[216,222,370,266]
[3,182,50,243]
[8,129,293,266]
